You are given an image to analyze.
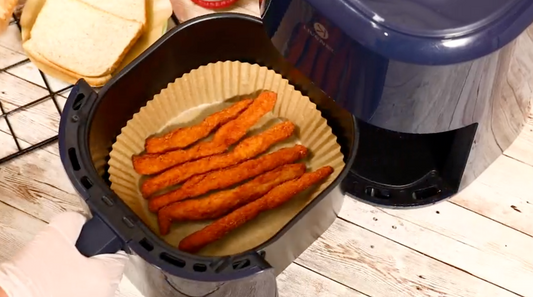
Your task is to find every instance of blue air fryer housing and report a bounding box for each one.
[262,0,533,207]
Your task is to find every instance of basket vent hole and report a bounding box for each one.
[232,259,251,270]
[72,93,85,111]
[68,148,80,171]
[139,238,154,252]
[365,187,391,199]
[193,263,207,272]
[80,176,92,189]
[160,253,185,268]
[412,186,441,200]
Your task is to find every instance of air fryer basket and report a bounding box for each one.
[58,13,357,282]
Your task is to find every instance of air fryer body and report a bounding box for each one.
[262,0,532,207]
[58,14,356,297]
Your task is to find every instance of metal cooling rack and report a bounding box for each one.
[0,13,181,165]
[0,13,72,165]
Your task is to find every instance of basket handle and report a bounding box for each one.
[76,214,124,257]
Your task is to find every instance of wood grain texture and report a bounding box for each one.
[0,144,88,222]
[7,60,72,92]
[0,118,18,158]
[0,72,48,111]
[505,114,533,166]
[451,155,533,236]
[0,44,26,69]
[490,28,533,160]
[295,218,519,297]
[339,197,533,296]
[7,99,61,149]
[278,264,367,297]
[0,24,24,54]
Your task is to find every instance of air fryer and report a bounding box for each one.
[262,0,533,207]
[59,14,357,297]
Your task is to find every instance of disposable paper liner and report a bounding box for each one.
[19,0,172,86]
[108,61,345,256]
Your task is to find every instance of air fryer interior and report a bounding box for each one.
[89,15,356,179]
[83,14,357,252]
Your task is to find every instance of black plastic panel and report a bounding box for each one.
[342,120,477,207]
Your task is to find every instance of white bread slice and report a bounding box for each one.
[24,41,112,87]
[26,0,143,77]
[77,0,147,26]
[0,0,17,33]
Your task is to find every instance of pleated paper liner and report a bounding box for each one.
[108,61,345,256]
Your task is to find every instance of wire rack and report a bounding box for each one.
[0,13,72,165]
[0,13,181,166]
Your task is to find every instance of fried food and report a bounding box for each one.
[133,142,224,176]
[132,91,277,175]
[148,145,308,212]
[141,121,295,197]
[145,99,253,154]
[157,163,307,235]
[178,166,334,253]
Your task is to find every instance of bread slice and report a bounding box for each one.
[24,41,112,86]
[77,0,146,26]
[0,0,17,33]
[26,0,143,77]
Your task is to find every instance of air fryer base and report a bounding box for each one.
[264,0,530,208]
[125,253,278,297]
[339,40,528,208]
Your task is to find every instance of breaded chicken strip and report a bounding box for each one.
[145,99,253,154]
[133,91,277,175]
[141,121,295,197]
[157,163,307,235]
[148,145,308,211]
[178,166,334,253]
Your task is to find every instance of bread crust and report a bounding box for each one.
[23,40,112,86]
[23,0,143,78]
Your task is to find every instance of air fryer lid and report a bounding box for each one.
[58,13,357,282]
[301,0,533,64]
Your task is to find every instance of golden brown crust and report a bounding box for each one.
[23,41,113,87]
[140,121,295,197]
[178,166,335,253]
[133,141,227,176]
[148,144,308,211]
[133,91,277,175]
[145,99,253,154]
[157,163,306,235]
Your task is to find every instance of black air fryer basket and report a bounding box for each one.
[58,13,357,286]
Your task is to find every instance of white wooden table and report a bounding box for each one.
[1,1,533,296]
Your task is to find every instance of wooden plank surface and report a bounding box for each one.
[340,197,533,296]
[1,1,533,297]
[505,115,533,166]
[296,219,520,297]
[451,155,533,236]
